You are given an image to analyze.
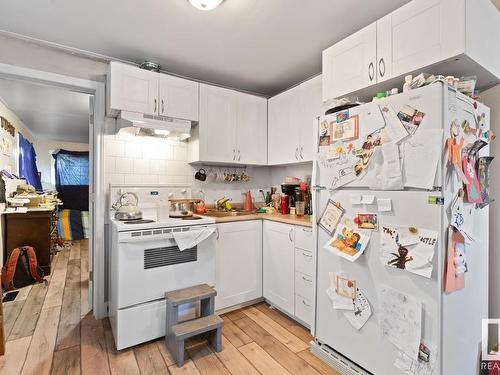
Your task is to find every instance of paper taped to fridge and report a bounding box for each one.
[324,224,371,262]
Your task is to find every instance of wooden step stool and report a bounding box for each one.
[165,284,223,367]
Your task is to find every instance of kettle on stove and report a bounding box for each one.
[113,192,143,221]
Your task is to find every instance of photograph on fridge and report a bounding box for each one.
[324,223,370,262]
[379,225,438,279]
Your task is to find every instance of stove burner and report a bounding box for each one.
[123,219,155,224]
[182,216,203,220]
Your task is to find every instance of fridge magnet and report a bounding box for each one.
[336,109,349,123]
[397,104,426,135]
[394,342,437,375]
[444,226,465,293]
[355,213,378,230]
[454,241,467,277]
[331,115,359,142]
[354,130,384,176]
[477,156,494,208]
[343,288,372,330]
[319,119,331,146]
[379,285,422,360]
[336,274,356,298]
[462,155,482,204]
[324,224,371,262]
[379,225,438,278]
[326,272,355,311]
[318,199,345,236]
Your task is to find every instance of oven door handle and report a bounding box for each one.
[119,234,174,243]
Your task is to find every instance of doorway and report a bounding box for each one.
[0,63,107,320]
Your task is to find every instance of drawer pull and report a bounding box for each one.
[302,228,312,233]
[302,276,312,283]
[302,299,311,308]
[302,252,312,258]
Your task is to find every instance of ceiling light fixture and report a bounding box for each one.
[188,0,223,11]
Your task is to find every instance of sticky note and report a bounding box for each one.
[377,198,392,212]
[361,195,376,204]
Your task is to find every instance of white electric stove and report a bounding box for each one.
[108,185,216,350]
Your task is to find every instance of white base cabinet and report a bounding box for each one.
[215,221,263,310]
[263,221,315,326]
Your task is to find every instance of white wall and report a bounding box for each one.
[0,98,34,174]
[34,139,89,190]
[481,84,500,318]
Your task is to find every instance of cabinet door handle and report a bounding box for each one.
[295,147,299,160]
[302,252,313,258]
[302,227,312,233]
[288,228,293,242]
[154,98,158,113]
[238,150,241,161]
[216,227,220,240]
[233,149,236,161]
[161,99,165,114]
[302,299,311,308]
[378,58,385,78]
[368,62,374,81]
[302,276,312,283]
[300,146,303,159]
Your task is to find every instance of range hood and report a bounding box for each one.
[116,111,192,141]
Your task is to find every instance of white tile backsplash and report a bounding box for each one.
[103,135,313,205]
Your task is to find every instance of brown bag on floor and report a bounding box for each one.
[1,246,45,291]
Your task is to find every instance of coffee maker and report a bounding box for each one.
[281,183,300,210]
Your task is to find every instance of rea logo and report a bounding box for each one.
[482,319,500,364]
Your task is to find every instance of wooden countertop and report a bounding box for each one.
[209,212,312,227]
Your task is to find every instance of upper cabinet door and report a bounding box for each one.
[199,84,237,163]
[322,22,377,101]
[108,62,159,115]
[236,93,268,165]
[376,15,393,83]
[385,0,464,78]
[159,75,199,121]
[298,75,322,162]
[268,88,300,165]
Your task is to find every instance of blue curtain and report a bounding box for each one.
[53,150,89,211]
[18,133,43,191]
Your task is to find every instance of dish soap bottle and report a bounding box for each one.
[244,191,253,212]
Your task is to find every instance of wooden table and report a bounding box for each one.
[3,208,57,276]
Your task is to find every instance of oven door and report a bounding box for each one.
[115,225,216,309]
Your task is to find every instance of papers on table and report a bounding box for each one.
[379,286,422,360]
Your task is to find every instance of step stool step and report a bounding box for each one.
[165,284,216,306]
[171,315,223,340]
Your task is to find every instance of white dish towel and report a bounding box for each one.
[173,227,216,251]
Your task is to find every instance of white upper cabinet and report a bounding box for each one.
[159,74,199,121]
[322,22,377,101]
[191,84,267,165]
[268,75,322,165]
[107,61,199,120]
[199,84,238,163]
[323,0,500,102]
[298,75,323,162]
[378,0,463,80]
[268,88,299,165]
[236,93,268,165]
[108,61,159,115]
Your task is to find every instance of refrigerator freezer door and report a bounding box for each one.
[316,84,444,190]
[315,189,443,375]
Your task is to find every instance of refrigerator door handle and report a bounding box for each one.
[312,185,326,191]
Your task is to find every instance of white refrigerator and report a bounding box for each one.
[312,83,490,375]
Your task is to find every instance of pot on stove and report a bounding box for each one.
[168,198,201,218]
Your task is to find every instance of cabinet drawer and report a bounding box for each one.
[295,249,314,276]
[295,271,314,301]
[294,226,313,251]
[295,294,313,327]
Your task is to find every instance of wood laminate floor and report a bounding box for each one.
[0,240,339,375]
